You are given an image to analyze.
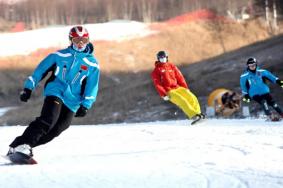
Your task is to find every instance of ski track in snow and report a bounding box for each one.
[0,119,283,188]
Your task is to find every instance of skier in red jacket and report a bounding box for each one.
[151,51,204,124]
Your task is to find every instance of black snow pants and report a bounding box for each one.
[252,93,282,116]
[10,96,74,148]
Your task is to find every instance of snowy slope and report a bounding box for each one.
[0,119,283,188]
[0,21,155,57]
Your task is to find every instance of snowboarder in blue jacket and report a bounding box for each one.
[7,26,100,158]
[240,57,283,119]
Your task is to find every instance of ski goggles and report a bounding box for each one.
[158,55,166,58]
[72,37,89,44]
[247,63,256,67]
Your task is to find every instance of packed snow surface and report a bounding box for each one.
[0,21,154,57]
[0,119,283,188]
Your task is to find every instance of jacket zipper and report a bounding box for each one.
[71,52,77,70]
[67,52,77,83]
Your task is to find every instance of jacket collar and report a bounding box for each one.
[68,43,94,57]
[246,66,259,74]
[155,61,170,67]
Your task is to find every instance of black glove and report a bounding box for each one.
[276,79,283,88]
[242,94,251,103]
[20,88,32,102]
[75,105,88,117]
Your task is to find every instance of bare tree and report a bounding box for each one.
[0,0,282,29]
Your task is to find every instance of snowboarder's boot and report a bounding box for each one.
[6,144,37,164]
[7,144,33,157]
[6,147,15,156]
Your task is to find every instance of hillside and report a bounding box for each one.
[0,17,283,125]
[90,33,283,124]
[1,33,283,125]
[0,17,274,71]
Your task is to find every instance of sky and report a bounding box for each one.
[0,21,155,57]
[0,119,283,188]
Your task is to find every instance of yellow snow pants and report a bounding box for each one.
[168,87,201,119]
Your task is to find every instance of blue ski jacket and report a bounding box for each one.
[24,44,100,112]
[240,67,278,98]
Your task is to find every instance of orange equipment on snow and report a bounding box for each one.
[207,88,241,117]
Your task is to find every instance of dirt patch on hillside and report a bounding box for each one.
[164,9,229,25]
[0,18,283,125]
[0,17,275,72]
[95,18,273,73]
[1,34,283,125]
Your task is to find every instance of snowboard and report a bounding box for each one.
[5,152,37,165]
[266,113,281,122]
[191,114,205,125]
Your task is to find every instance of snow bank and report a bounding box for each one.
[0,21,155,57]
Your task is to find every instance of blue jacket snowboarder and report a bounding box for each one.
[7,26,100,160]
[240,57,283,119]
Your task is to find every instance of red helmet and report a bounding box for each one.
[69,26,89,41]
